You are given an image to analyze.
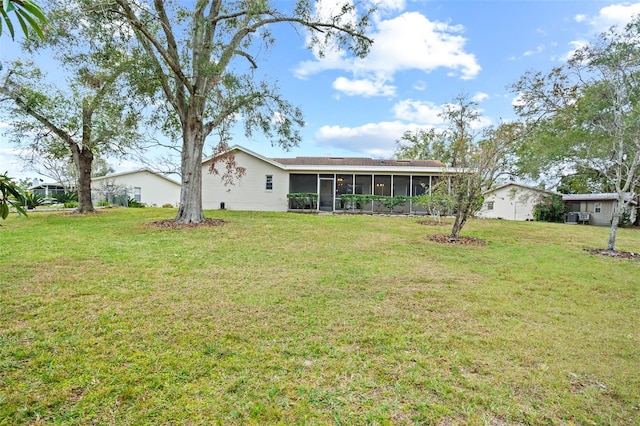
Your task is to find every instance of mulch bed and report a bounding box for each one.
[583,248,640,259]
[148,218,227,229]
[428,234,487,245]
[417,220,449,226]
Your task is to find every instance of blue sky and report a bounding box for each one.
[2,0,640,180]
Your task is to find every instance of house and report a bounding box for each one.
[478,183,558,221]
[562,193,638,226]
[28,181,67,200]
[201,145,455,213]
[91,169,181,207]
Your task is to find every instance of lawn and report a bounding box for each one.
[1,209,638,425]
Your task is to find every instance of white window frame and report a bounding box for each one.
[487,201,494,211]
[133,187,141,202]
[265,175,273,191]
[594,202,602,213]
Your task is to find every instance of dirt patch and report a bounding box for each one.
[148,218,227,229]
[61,209,103,216]
[583,248,639,259]
[417,220,449,226]
[428,234,486,245]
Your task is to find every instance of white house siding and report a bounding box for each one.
[92,170,181,207]
[479,184,549,221]
[202,150,289,211]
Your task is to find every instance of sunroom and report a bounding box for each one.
[287,172,451,213]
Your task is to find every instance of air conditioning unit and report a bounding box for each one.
[578,212,590,222]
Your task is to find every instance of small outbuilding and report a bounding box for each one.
[478,183,558,221]
[91,169,181,207]
[562,193,637,226]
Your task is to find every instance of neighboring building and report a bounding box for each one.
[202,145,455,213]
[478,183,558,221]
[562,193,638,226]
[28,182,67,200]
[91,169,181,207]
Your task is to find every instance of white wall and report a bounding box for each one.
[92,171,181,207]
[479,185,546,221]
[202,150,289,211]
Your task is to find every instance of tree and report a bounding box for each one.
[512,18,640,250]
[396,95,518,239]
[98,0,373,224]
[0,172,27,221]
[0,0,46,40]
[413,179,455,221]
[0,2,146,213]
[395,128,450,163]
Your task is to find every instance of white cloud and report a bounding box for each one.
[523,44,545,57]
[574,14,587,23]
[332,76,396,97]
[589,3,640,31]
[392,99,444,124]
[412,81,427,91]
[314,121,434,157]
[372,0,406,14]
[0,147,29,179]
[560,40,589,62]
[472,92,490,103]
[294,11,481,95]
[314,94,496,157]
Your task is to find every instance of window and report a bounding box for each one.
[487,201,494,210]
[134,187,141,202]
[594,202,602,213]
[265,175,273,191]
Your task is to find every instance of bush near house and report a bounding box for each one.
[533,194,566,222]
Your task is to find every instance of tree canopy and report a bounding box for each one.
[0,1,147,213]
[92,0,374,223]
[512,17,640,250]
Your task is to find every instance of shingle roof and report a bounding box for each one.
[271,157,444,167]
[562,193,637,204]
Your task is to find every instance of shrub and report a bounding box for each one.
[54,191,78,204]
[162,203,174,208]
[127,198,145,208]
[23,191,47,209]
[287,193,318,211]
[533,194,566,222]
[64,201,78,209]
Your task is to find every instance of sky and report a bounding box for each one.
[2,0,640,181]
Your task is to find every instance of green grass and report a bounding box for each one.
[1,209,638,425]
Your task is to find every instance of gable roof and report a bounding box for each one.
[484,182,559,196]
[272,157,443,168]
[91,168,181,186]
[203,145,451,173]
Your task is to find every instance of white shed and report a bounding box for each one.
[91,169,181,207]
[478,183,557,221]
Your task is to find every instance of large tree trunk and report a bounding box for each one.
[606,196,626,250]
[71,144,95,213]
[175,116,206,223]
